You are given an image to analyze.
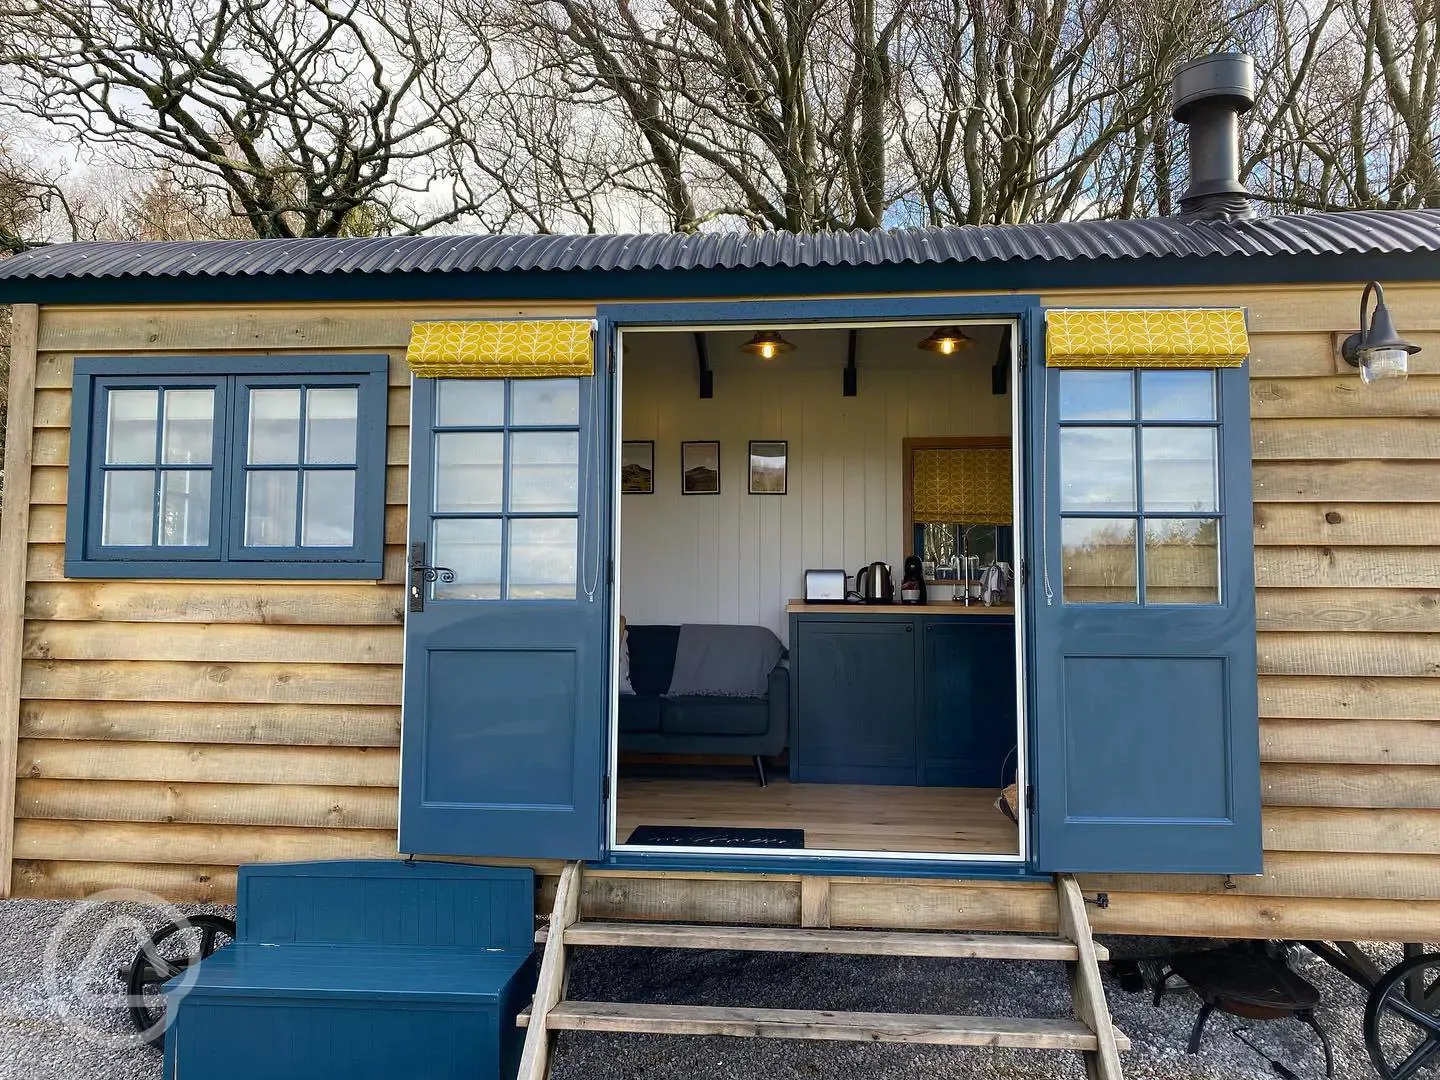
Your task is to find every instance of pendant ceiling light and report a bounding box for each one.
[740,330,795,360]
[918,326,974,355]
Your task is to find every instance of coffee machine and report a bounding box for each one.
[900,555,927,604]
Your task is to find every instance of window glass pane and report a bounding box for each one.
[106,389,158,464]
[158,471,211,546]
[248,388,301,464]
[435,432,503,513]
[101,471,155,545]
[510,431,579,512]
[245,471,298,546]
[1062,517,1137,604]
[302,471,356,547]
[305,388,358,465]
[433,518,501,600]
[161,389,214,465]
[1058,371,1132,421]
[1141,371,1216,421]
[1060,427,1135,512]
[1142,427,1218,512]
[508,518,577,600]
[436,380,503,427]
[1145,518,1220,604]
[511,379,579,426]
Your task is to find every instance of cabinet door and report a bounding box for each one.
[793,619,917,784]
[921,617,1017,788]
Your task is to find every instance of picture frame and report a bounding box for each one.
[680,440,720,495]
[621,440,654,494]
[748,440,787,495]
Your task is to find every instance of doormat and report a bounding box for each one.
[626,825,804,849]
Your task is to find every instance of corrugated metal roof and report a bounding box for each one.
[3,209,1439,282]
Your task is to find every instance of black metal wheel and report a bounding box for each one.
[1364,951,1440,1079]
[124,913,235,1047]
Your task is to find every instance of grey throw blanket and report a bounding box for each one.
[667,624,785,698]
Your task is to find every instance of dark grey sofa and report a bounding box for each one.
[618,624,788,785]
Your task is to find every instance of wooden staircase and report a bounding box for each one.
[517,864,1127,1080]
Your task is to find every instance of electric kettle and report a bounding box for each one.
[853,561,895,604]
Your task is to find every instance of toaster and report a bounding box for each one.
[803,569,847,602]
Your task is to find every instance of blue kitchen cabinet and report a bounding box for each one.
[920,615,1018,787]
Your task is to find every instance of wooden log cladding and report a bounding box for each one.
[16,778,398,830]
[1264,806,1440,854]
[1253,503,1440,546]
[16,738,399,787]
[23,621,403,665]
[1262,763,1440,808]
[20,699,400,747]
[1255,548,1440,589]
[1253,417,1440,460]
[1247,332,1440,377]
[12,818,399,865]
[12,859,238,903]
[1261,717,1440,765]
[1258,632,1440,678]
[21,659,402,706]
[1260,676,1440,720]
[1256,589,1440,633]
[25,581,405,625]
[1251,375,1440,418]
[1086,892,1440,942]
[1253,461,1440,502]
[1082,850,1440,902]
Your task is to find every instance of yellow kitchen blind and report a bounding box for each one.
[1045,308,1248,368]
[405,320,594,378]
[912,448,1012,524]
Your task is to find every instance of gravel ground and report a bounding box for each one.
[0,898,1413,1079]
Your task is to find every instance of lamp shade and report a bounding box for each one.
[740,331,794,360]
[918,326,974,355]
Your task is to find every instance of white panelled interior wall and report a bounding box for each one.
[618,324,1012,641]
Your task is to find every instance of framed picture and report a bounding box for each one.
[748,440,787,494]
[680,440,720,495]
[621,441,654,494]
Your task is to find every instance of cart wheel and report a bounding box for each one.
[124,914,235,1047]
[1364,951,1440,1079]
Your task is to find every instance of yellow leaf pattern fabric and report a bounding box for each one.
[1045,308,1248,368]
[913,448,1012,524]
[406,320,594,378]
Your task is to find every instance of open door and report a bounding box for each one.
[1026,309,1261,874]
[399,323,610,860]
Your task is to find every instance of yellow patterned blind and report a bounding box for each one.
[406,320,594,378]
[1045,308,1248,368]
[912,448,1012,524]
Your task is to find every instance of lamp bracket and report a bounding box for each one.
[694,332,713,398]
[844,329,857,397]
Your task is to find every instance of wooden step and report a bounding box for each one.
[519,1001,1131,1051]
[537,921,1108,962]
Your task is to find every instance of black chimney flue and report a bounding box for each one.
[1172,53,1256,220]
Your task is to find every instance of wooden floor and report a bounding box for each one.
[616,778,1019,855]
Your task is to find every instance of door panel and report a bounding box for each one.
[399,344,609,861]
[1027,326,1261,874]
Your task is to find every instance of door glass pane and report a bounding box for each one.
[161,389,214,465]
[435,432,503,513]
[511,379,579,426]
[1060,428,1135,511]
[508,518,577,600]
[510,431,579,512]
[1062,517,1137,604]
[1145,518,1220,604]
[106,389,158,464]
[101,471,155,545]
[245,471,298,546]
[436,380,503,427]
[1141,371,1216,421]
[305,388,358,465]
[1058,371,1132,421]
[158,471,211,546]
[433,518,501,600]
[1142,428,1218,512]
[248,388,302,464]
[301,471,356,546]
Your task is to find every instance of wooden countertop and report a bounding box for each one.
[787,600,1015,615]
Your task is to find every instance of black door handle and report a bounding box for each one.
[408,541,455,612]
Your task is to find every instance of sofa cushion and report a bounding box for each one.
[618,695,663,734]
[624,625,681,696]
[661,697,770,737]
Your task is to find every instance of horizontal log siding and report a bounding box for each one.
[10,287,1440,940]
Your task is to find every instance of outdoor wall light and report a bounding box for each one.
[918,326,974,355]
[740,330,794,360]
[1341,281,1420,388]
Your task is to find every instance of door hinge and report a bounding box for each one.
[1019,557,1029,586]
[606,558,614,586]
[1026,786,1036,812]
[602,774,611,801]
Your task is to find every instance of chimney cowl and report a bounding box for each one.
[1171,53,1256,221]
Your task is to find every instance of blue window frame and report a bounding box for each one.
[66,355,388,579]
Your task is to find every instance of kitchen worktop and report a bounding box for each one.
[787,600,1015,615]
